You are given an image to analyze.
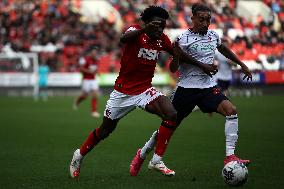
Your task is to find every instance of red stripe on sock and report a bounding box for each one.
[155,123,176,156]
[92,98,97,112]
[80,128,100,156]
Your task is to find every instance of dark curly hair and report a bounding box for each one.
[192,3,211,16]
[140,6,169,22]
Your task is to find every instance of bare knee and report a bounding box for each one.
[225,105,237,116]
[164,109,177,122]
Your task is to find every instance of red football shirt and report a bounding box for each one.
[114,25,173,95]
[79,56,98,80]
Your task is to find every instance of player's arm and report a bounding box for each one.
[169,56,179,73]
[79,65,93,74]
[78,58,94,74]
[120,21,162,43]
[174,42,218,77]
[120,28,146,43]
[168,41,180,72]
[217,44,252,81]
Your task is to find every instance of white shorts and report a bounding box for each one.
[104,87,165,120]
[82,79,99,93]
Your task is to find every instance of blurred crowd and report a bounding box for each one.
[0,0,284,72]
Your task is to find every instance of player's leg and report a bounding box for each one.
[216,100,250,166]
[70,116,119,178]
[130,95,177,176]
[198,87,250,166]
[130,130,158,176]
[140,130,158,159]
[147,88,200,175]
[74,91,88,110]
[70,90,135,178]
[90,79,100,117]
[42,86,48,102]
[130,87,196,176]
[91,90,100,117]
[73,80,89,110]
[147,95,178,176]
[147,96,177,155]
[129,87,177,176]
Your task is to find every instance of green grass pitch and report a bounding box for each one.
[0,95,284,189]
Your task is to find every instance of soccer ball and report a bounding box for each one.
[222,161,248,186]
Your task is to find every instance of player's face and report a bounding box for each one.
[147,16,166,39]
[91,50,97,59]
[192,11,211,35]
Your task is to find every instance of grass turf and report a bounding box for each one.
[0,95,283,189]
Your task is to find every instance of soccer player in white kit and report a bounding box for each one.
[131,3,252,175]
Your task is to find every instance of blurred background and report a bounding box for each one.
[0,0,283,97]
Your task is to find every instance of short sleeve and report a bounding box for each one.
[176,33,188,51]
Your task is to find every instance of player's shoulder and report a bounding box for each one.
[176,29,195,43]
[161,33,171,41]
[207,29,220,39]
[178,29,192,39]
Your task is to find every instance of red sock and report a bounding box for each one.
[91,98,97,112]
[155,120,176,156]
[80,128,101,156]
[76,95,86,106]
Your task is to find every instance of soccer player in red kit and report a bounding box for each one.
[69,6,179,178]
[73,48,100,118]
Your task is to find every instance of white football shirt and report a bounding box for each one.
[177,29,221,88]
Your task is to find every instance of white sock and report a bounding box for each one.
[76,149,84,159]
[151,153,162,164]
[140,130,158,159]
[225,114,238,156]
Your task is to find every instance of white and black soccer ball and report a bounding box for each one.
[222,161,248,186]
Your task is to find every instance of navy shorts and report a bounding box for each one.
[171,86,228,125]
[217,79,231,91]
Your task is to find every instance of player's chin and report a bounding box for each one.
[200,29,208,35]
[152,32,162,39]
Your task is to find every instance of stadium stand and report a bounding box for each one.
[0,0,283,73]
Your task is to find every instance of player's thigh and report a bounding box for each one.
[136,87,175,120]
[217,100,237,116]
[145,95,176,120]
[104,90,136,120]
[171,87,197,125]
[198,87,228,113]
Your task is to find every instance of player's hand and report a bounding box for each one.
[241,64,252,81]
[144,20,161,33]
[201,64,218,77]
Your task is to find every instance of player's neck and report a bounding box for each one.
[189,28,207,36]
